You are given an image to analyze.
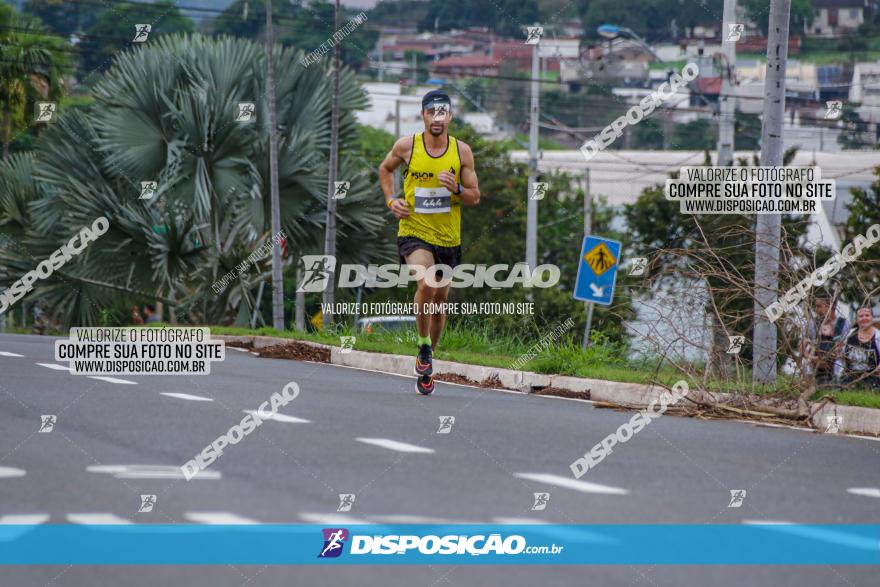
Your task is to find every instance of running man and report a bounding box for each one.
[378,90,481,394]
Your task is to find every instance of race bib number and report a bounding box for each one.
[414,187,451,214]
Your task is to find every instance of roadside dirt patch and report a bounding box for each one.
[532,386,591,400]
[434,373,481,386]
[223,339,253,350]
[255,342,331,363]
[480,374,504,389]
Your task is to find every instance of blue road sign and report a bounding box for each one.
[573,235,621,305]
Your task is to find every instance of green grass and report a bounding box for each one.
[649,60,687,71]
[814,390,880,410]
[12,321,879,408]
[208,323,669,384]
[208,324,880,408]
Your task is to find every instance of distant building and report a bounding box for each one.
[807,0,868,38]
[583,38,651,86]
[817,65,850,101]
[849,62,880,123]
[428,36,580,78]
[430,54,499,77]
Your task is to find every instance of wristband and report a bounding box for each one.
[455,183,463,195]
[386,198,395,208]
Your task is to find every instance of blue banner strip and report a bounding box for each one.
[1,524,879,565]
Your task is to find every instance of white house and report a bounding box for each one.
[808,0,868,38]
[849,62,880,123]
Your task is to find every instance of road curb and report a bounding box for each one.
[214,334,880,436]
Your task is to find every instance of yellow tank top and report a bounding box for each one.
[399,133,462,247]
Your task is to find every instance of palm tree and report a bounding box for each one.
[0,5,70,160]
[0,34,392,328]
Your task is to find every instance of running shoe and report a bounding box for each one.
[415,343,433,376]
[416,375,435,395]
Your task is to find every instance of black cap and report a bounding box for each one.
[422,89,451,110]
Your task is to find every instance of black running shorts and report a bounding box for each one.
[398,236,462,279]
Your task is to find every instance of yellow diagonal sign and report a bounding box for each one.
[584,242,617,276]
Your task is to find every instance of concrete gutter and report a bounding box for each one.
[214,334,880,437]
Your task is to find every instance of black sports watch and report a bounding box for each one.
[454,183,463,195]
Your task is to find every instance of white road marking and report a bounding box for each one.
[366,515,475,524]
[355,437,435,454]
[160,392,213,402]
[228,347,250,353]
[184,512,259,525]
[87,465,221,480]
[0,466,26,479]
[847,487,880,498]
[0,351,23,357]
[36,362,69,371]
[244,409,310,424]
[513,473,629,495]
[299,513,368,525]
[67,513,132,525]
[492,517,550,525]
[0,514,49,524]
[88,376,137,385]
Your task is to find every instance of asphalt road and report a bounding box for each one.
[1,332,878,586]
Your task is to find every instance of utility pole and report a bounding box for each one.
[526,25,540,270]
[378,42,384,83]
[394,98,402,195]
[753,0,791,385]
[582,168,593,350]
[717,0,737,167]
[322,0,342,324]
[265,0,285,330]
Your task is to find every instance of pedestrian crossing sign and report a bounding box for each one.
[573,235,622,305]
[584,242,616,276]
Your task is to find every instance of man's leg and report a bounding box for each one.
[429,284,450,350]
[405,248,437,342]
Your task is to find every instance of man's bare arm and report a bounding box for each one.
[379,137,412,202]
[379,137,413,218]
[457,141,480,206]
